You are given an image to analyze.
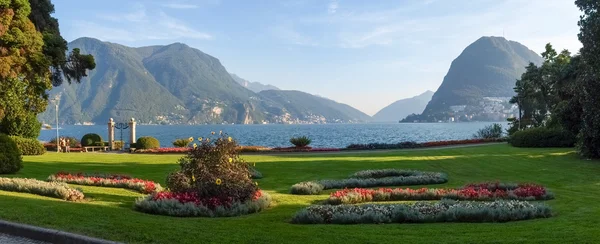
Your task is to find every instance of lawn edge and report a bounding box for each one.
[0,219,121,244]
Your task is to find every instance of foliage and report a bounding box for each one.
[326,184,554,205]
[0,134,22,174]
[0,113,41,138]
[80,133,103,147]
[509,127,575,148]
[237,146,270,153]
[0,177,84,201]
[346,141,421,150]
[49,136,79,147]
[9,136,46,155]
[134,190,271,217]
[135,136,160,149]
[290,169,448,195]
[291,199,552,224]
[290,136,312,148]
[473,123,503,139]
[134,147,190,154]
[167,134,259,204]
[172,138,190,148]
[47,172,162,194]
[575,0,600,158]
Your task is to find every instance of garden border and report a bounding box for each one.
[0,219,121,244]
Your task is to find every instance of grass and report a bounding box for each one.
[0,144,599,243]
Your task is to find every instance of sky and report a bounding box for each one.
[53,0,583,115]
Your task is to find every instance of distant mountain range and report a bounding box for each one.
[372,91,434,122]
[38,37,370,125]
[230,73,279,93]
[403,36,544,122]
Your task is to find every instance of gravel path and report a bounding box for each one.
[0,234,48,244]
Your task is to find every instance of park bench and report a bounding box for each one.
[83,146,109,152]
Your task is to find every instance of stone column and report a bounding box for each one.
[129,118,137,147]
[108,118,115,150]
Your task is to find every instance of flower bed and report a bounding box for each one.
[134,148,192,154]
[290,169,448,195]
[271,147,341,153]
[134,190,272,217]
[291,199,551,224]
[326,183,554,205]
[47,172,162,194]
[0,177,84,201]
[345,138,506,151]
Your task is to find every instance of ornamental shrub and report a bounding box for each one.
[136,136,160,149]
[0,113,41,139]
[509,127,575,148]
[0,134,22,174]
[168,134,258,203]
[173,139,190,148]
[474,123,504,139]
[10,136,46,155]
[290,136,311,147]
[81,133,103,147]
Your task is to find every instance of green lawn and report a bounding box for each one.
[1,144,599,243]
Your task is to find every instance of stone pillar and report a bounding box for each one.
[108,118,115,150]
[129,118,137,147]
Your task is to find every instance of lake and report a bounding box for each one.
[38,122,508,148]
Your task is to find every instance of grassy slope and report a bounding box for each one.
[0,144,599,244]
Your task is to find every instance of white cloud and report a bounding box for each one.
[328,0,339,14]
[271,24,318,46]
[158,12,213,39]
[161,3,199,9]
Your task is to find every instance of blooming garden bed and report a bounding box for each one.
[326,182,554,205]
[290,169,448,195]
[134,190,272,217]
[47,172,162,194]
[0,177,84,201]
[291,199,552,224]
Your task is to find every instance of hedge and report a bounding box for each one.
[0,134,22,174]
[509,127,576,148]
[10,136,46,155]
[136,136,160,149]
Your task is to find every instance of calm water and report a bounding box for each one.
[39,122,508,148]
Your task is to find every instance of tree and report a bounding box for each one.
[575,0,600,158]
[0,0,95,136]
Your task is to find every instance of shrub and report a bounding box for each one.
[474,123,504,139]
[0,134,22,174]
[0,177,84,201]
[290,136,311,148]
[81,133,103,147]
[10,136,46,155]
[509,127,576,148]
[346,142,421,150]
[49,136,80,147]
[0,113,41,139]
[168,134,258,203]
[291,199,552,224]
[290,169,448,195]
[134,190,271,217]
[136,136,160,149]
[173,138,190,148]
[48,172,162,194]
[112,140,124,150]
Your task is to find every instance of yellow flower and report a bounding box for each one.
[211,131,215,135]
[193,143,197,149]
[188,137,194,142]
[253,162,256,167]
[255,182,259,186]
[198,137,202,141]
[228,158,233,163]
[228,137,232,142]
[192,175,196,182]
[215,178,222,185]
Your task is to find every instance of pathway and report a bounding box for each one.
[0,234,48,244]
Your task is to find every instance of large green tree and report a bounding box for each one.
[575,0,600,158]
[0,0,95,137]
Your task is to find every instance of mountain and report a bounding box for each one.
[372,91,434,122]
[38,38,368,125]
[258,90,371,123]
[230,73,279,93]
[411,36,543,122]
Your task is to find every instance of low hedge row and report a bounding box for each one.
[47,172,162,194]
[10,136,46,155]
[509,127,575,148]
[290,169,448,195]
[0,177,84,201]
[134,190,272,217]
[345,138,505,150]
[292,199,552,224]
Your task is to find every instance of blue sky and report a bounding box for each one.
[53,0,582,115]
